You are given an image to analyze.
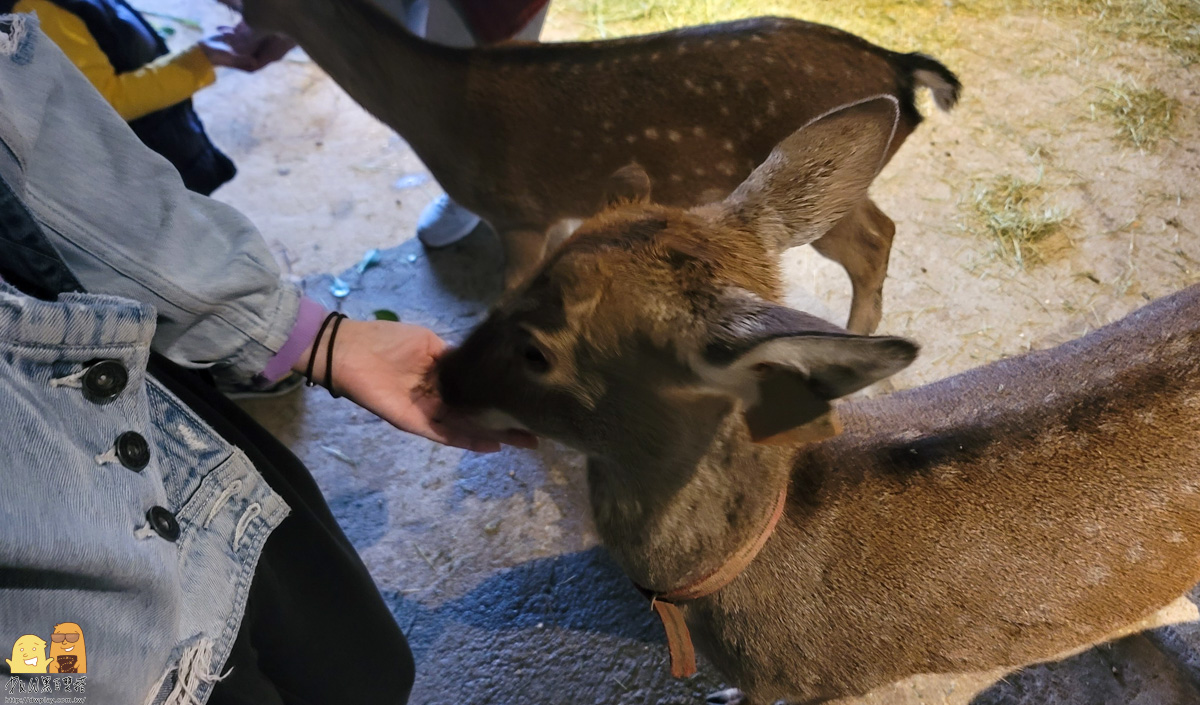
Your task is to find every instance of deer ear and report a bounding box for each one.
[719,95,900,244]
[695,293,918,444]
[604,163,652,207]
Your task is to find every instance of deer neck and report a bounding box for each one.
[250,0,469,172]
[586,402,794,592]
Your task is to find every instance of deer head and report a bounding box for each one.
[438,97,918,465]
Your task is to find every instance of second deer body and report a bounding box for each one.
[242,0,959,332]
[438,99,1200,703]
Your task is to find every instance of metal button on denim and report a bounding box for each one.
[115,431,150,471]
[146,506,180,542]
[82,359,127,403]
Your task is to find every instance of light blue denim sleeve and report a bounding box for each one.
[0,14,299,381]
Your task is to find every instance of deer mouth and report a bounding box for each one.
[473,409,531,434]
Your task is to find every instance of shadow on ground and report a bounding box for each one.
[385,547,729,705]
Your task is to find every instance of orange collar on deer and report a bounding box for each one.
[633,483,789,678]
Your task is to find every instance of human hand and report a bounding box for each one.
[200,21,295,72]
[296,319,539,453]
[250,31,297,66]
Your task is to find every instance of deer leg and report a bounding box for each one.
[809,199,896,335]
[500,226,551,291]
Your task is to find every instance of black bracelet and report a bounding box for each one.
[305,311,341,389]
[325,313,347,398]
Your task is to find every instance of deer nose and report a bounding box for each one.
[435,349,476,410]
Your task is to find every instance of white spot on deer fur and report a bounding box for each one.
[783,88,794,99]
[667,130,682,142]
[644,127,659,139]
[764,56,776,65]
[729,39,740,48]
[625,134,637,144]
[1182,480,1199,494]
[1085,565,1110,585]
[703,39,714,47]
[720,106,730,116]
[752,117,763,129]
[602,120,613,130]
[650,51,661,61]
[751,34,766,43]
[1168,531,1186,544]
[677,44,688,55]
[713,80,724,93]
[694,167,707,176]
[719,162,735,175]
[767,100,777,117]
[670,174,683,182]
[1125,543,1145,563]
[723,139,735,151]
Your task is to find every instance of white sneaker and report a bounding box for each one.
[417,194,482,248]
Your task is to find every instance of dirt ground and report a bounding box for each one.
[128,0,1199,702]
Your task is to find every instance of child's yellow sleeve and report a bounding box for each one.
[16,0,216,121]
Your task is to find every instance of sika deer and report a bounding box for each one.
[437,98,1200,704]
[240,0,960,333]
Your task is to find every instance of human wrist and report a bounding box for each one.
[295,313,360,396]
[261,296,326,383]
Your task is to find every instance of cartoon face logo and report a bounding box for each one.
[6,635,51,673]
[47,623,86,674]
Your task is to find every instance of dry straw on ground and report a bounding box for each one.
[556,0,1200,65]
[967,174,1070,268]
[1094,82,1181,149]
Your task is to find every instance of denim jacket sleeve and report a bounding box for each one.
[0,14,298,381]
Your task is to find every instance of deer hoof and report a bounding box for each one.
[706,688,747,705]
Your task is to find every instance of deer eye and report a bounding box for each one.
[523,344,550,373]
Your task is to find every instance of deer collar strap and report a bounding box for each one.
[635,483,789,678]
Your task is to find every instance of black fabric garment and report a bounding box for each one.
[0,174,84,299]
[0,0,235,194]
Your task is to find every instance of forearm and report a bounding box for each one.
[16,0,216,121]
[96,44,216,121]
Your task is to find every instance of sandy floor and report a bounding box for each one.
[126,0,1200,702]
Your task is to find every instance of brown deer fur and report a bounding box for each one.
[436,99,1200,704]
[241,0,959,332]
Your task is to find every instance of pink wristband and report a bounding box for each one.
[258,296,328,384]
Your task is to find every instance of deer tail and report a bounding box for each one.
[898,52,962,113]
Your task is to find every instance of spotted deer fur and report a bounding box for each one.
[241,0,959,332]
[436,98,1200,704]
